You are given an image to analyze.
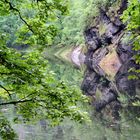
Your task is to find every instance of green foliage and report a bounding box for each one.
[0,45,88,125]
[53,0,112,47]
[121,0,140,79]
[0,114,17,140]
[0,15,21,46]
[0,0,90,138]
[53,0,88,46]
[0,0,68,46]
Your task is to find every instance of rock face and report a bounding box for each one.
[99,49,122,77]
[81,1,140,120]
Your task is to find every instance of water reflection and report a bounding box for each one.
[12,112,140,140]
[1,50,140,140]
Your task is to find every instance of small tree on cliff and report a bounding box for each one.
[121,0,140,79]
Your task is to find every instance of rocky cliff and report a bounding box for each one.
[81,0,140,120]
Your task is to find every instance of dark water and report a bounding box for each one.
[2,51,140,140]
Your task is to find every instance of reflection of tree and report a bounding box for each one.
[52,126,64,140]
[0,113,17,140]
[47,53,83,86]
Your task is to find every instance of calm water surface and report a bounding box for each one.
[3,52,140,140]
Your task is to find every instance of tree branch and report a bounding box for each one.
[0,99,33,106]
[0,84,12,99]
[4,0,34,33]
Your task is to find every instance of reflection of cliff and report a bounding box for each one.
[71,46,85,67]
[81,0,140,120]
[48,46,85,68]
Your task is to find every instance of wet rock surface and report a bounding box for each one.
[81,1,140,120]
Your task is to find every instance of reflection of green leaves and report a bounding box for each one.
[0,114,17,140]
